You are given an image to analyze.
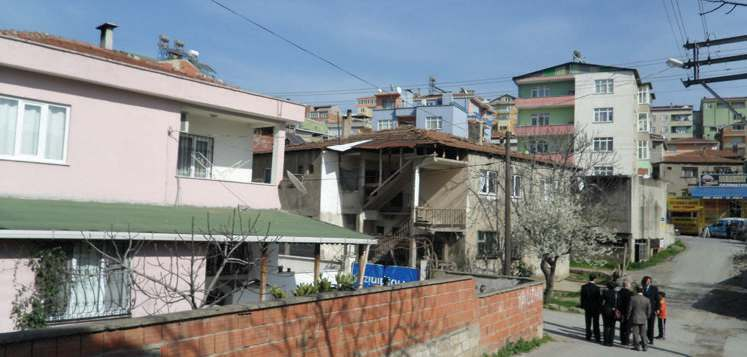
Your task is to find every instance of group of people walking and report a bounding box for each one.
[580,274,667,352]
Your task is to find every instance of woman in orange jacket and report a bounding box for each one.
[656,291,667,339]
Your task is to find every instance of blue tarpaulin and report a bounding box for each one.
[689,186,747,199]
[352,263,419,288]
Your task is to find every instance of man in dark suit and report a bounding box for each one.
[618,280,634,345]
[580,274,602,342]
[628,286,652,351]
[641,276,660,344]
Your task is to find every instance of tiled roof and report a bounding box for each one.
[662,150,742,164]
[283,127,557,165]
[0,30,224,85]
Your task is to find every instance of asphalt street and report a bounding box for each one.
[525,237,747,357]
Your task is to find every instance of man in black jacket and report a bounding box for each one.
[618,280,633,345]
[641,276,660,344]
[580,274,602,342]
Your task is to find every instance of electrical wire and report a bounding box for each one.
[208,0,380,90]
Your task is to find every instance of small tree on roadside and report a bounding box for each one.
[511,131,619,300]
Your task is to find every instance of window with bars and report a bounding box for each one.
[177,132,214,178]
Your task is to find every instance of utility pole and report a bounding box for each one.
[681,34,747,122]
[502,133,512,276]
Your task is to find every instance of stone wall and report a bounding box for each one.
[0,275,543,357]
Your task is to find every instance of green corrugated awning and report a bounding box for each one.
[0,197,373,244]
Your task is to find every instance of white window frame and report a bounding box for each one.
[378,119,396,130]
[530,86,550,98]
[638,88,650,104]
[425,116,443,130]
[530,113,550,126]
[479,170,497,196]
[593,137,614,152]
[593,107,614,123]
[511,174,522,198]
[638,113,649,132]
[595,79,614,94]
[0,94,70,165]
[593,166,614,176]
[637,140,649,160]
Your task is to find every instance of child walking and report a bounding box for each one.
[656,291,667,339]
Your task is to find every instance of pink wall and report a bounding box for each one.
[0,241,34,332]
[0,36,305,124]
[0,67,282,208]
[0,240,209,333]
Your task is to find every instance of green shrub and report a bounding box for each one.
[335,272,356,291]
[628,239,686,270]
[11,247,69,330]
[483,336,552,357]
[293,283,319,297]
[317,276,334,292]
[269,286,287,299]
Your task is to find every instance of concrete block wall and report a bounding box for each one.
[0,276,544,357]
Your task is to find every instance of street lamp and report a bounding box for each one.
[666,58,685,68]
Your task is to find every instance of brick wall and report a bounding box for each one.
[0,276,543,357]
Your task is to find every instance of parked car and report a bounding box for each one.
[703,218,747,240]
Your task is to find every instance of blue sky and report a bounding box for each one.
[2,0,747,110]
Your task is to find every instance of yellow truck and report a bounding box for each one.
[667,197,705,236]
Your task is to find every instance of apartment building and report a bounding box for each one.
[700,96,747,140]
[512,61,672,261]
[273,127,568,278]
[489,94,518,136]
[370,87,495,141]
[0,27,373,331]
[651,105,694,139]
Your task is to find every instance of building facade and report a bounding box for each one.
[700,96,747,140]
[0,28,373,332]
[651,105,694,139]
[489,94,518,138]
[512,62,671,261]
[370,88,495,141]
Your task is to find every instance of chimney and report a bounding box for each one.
[96,22,118,50]
[342,110,353,139]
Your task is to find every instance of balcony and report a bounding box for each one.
[515,95,575,109]
[414,207,466,230]
[514,124,575,137]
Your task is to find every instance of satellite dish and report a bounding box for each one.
[572,50,585,63]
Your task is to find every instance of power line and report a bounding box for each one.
[662,0,688,59]
[208,0,381,90]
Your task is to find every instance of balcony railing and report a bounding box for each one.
[415,207,466,229]
[514,124,575,137]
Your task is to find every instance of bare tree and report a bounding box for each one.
[80,210,281,314]
[510,131,620,300]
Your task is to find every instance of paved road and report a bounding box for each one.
[525,237,747,357]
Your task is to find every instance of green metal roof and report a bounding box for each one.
[0,197,370,241]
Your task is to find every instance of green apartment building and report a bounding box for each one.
[700,96,747,140]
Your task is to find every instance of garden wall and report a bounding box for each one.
[0,275,543,357]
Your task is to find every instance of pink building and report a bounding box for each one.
[0,25,373,332]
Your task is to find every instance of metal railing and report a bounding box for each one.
[415,207,466,228]
[46,265,131,323]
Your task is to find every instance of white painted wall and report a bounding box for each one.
[574,72,639,176]
[319,151,343,226]
[187,114,254,182]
